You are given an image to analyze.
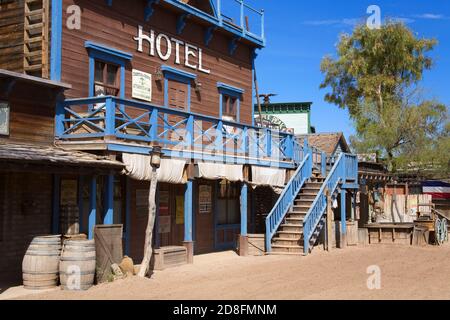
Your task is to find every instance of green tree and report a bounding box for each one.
[320,22,449,175]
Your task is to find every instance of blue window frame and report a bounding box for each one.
[161,65,197,112]
[85,41,133,98]
[217,82,244,123]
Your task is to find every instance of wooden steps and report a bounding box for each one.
[269,170,325,256]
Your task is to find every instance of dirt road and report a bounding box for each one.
[11,244,450,300]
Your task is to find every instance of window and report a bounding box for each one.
[162,65,196,112]
[217,181,240,225]
[94,61,120,97]
[222,95,237,122]
[85,41,133,99]
[217,82,244,123]
[0,101,10,136]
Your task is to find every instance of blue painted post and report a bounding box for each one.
[52,175,61,234]
[340,189,347,248]
[186,115,194,155]
[88,176,97,240]
[217,0,221,22]
[124,177,131,255]
[105,97,115,137]
[216,120,224,155]
[239,182,248,256]
[321,151,327,177]
[50,0,62,81]
[55,101,65,138]
[184,180,194,263]
[265,128,272,158]
[240,183,248,237]
[261,9,265,41]
[149,108,158,142]
[242,127,249,157]
[104,174,114,225]
[284,135,294,161]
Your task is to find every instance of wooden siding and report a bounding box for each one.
[61,0,254,125]
[0,83,55,145]
[0,0,25,73]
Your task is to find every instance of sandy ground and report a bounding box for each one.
[4,244,450,300]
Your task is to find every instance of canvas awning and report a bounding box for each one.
[195,163,243,182]
[122,153,187,184]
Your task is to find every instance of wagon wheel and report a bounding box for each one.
[441,218,448,243]
[434,217,443,245]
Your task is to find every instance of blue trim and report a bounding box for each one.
[86,42,132,99]
[145,0,160,21]
[52,175,61,234]
[218,82,244,122]
[204,26,216,46]
[340,189,347,235]
[164,0,265,48]
[229,36,240,56]
[161,65,197,81]
[217,82,245,96]
[50,0,62,81]
[104,174,114,224]
[85,42,133,62]
[240,183,248,236]
[184,180,193,242]
[88,176,97,239]
[177,13,190,35]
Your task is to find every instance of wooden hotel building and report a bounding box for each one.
[0,0,358,279]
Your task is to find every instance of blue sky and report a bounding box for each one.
[223,0,450,140]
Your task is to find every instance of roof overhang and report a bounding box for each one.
[0,69,72,91]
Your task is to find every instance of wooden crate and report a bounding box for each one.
[248,234,265,256]
[153,246,187,271]
[412,226,430,246]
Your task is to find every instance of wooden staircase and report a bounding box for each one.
[270,169,325,255]
[23,0,49,77]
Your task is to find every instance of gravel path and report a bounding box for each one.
[10,244,450,300]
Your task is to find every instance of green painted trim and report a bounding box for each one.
[307,111,311,134]
[254,102,312,114]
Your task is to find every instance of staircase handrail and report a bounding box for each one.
[265,153,312,252]
[302,153,347,254]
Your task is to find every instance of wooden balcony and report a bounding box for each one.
[55,96,304,168]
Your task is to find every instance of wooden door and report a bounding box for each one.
[195,181,215,254]
[168,79,187,111]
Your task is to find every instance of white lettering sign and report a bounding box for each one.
[134,26,211,74]
[132,69,152,102]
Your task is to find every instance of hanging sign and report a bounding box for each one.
[199,185,212,214]
[176,195,184,225]
[132,69,152,102]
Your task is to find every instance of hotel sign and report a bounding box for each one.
[134,26,211,74]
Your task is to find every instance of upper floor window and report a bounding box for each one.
[0,101,10,136]
[94,61,120,97]
[217,82,244,123]
[222,95,237,122]
[85,41,133,99]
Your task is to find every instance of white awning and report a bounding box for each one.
[251,166,286,188]
[122,153,186,184]
[196,163,243,182]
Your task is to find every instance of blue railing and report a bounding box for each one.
[55,96,301,167]
[302,153,358,254]
[265,153,312,252]
[217,0,265,42]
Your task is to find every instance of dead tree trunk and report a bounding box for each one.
[138,167,158,277]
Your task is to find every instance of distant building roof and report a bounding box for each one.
[296,132,351,156]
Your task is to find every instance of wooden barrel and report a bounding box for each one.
[22,235,62,290]
[59,240,96,290]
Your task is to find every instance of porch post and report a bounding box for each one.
[104,173,114,224]
[239,182,248,256]
[340,189,347,248]
[183,179,194,264]
[52,175,61,234]
[88,176,97,239]
[351,191,356,221]
[124,177,131,255]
